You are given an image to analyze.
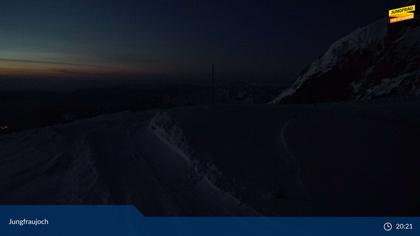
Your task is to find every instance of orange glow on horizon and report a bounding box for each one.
[0,59,155,78]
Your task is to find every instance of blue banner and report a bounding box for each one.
[0,206,418,236]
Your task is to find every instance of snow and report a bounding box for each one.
[148,111,194,161]
[359,72,409,99]
[306,19,387,78]
[272,19,389,103]
[0,101,419,215]
[0,110,256,215]
[272,16,419,103]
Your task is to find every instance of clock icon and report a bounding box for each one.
[384,222,393,231]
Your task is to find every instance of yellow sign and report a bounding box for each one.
[389,5,415,23]
[389,5,415,17]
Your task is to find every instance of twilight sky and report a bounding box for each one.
[0,0,400,82]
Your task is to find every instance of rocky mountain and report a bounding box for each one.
[272,14,419,104]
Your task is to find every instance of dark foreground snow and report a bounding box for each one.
[0,101,419,215]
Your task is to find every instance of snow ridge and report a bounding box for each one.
[149,112,195,160]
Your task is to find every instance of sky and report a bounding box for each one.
[0,0,403,83]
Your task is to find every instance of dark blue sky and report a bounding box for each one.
[0,0,399,83]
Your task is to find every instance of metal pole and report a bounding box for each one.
[212,64,215,105]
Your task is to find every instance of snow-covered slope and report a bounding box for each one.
[272,15,419,104]
[1,102,419,215]
[0,110,258,215]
